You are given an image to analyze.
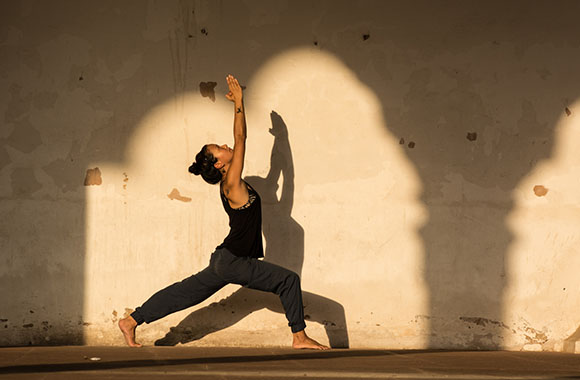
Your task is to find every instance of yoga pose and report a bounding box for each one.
[119,74,328,350]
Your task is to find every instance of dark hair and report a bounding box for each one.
[189,145,222,184]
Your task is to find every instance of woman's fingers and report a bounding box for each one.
[226,74,240,90]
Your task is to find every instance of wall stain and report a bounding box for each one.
[565,107,572,116]
[533,185,548,197]
[467,132,478,141]
[408,141,416,149]
[199,81,217,102]
[523,326,548,345]
[122,172,128,190]
[84,167,102,186]
[459,316,511,331]
[167,188,192,202]
[111,310,118,324]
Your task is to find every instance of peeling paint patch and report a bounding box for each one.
[533,185,548,197]
[523,325,548,344]
[168,188,192,202]
[6,120,43,153]
[84,167,102,186]
[459,317,509,330]
[111,310,118,323]
[0,145,10,171]
[466,132,477,141]
[199,81,217,102]
[565,107,572,116]
[11,167,42,196]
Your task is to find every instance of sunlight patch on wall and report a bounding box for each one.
[83,47,428,348]
[504,101,580,350]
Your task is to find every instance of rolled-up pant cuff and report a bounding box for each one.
[130,309,146,325]
[291,321,307,333]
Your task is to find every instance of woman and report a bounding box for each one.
[119,74,328,350]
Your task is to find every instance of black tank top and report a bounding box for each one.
[216,181,264,258]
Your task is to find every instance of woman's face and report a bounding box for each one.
[208,143,233,169]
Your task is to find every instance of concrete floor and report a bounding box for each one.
[0,346,579,380]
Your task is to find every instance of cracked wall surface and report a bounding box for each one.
[1,0,580,351]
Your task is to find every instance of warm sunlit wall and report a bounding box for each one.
[82,49,427,347]
[2,1,580,350]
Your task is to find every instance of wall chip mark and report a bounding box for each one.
[466,132,477,141]
[399,138,405,145]
[84,168,102,186]
[459,316,510,329]
[363,34,370,41]
[565,107,572,116]
[123,173,128,190]
[168,188,192,203]
[533,185,548,197]
[0,319,7,322]
[23,324,33,328]
[201,28,208,36]
[408,141,416,149]
[199,81,218,102]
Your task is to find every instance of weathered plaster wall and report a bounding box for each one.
[1,0,580,351]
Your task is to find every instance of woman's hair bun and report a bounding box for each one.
[188,161,202,175]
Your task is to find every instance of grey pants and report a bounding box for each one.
[131,248,307,333]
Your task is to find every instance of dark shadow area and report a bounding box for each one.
[304,0,580,348]
[0,349,477,374]
[3,0,580,350]
[563,325,580,354]
[155,111,349,348]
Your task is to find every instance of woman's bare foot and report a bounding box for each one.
[292,330,330,350]
[118,316,142,347]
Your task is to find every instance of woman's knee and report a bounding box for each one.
[284,271,301,288]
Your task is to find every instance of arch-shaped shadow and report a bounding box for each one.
[5,1,580,349]
[154,111,349,348]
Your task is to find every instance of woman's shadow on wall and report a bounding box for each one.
[155,111,349,348]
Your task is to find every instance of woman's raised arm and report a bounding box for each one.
[222,74,249,206]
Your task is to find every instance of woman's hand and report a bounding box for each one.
[225,74,243,104]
